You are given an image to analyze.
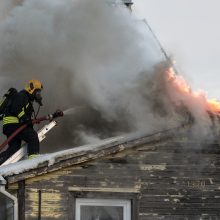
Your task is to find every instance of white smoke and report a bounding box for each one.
[0,0,217,151]
[0,0,16,21]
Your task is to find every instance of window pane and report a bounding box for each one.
[0,192,14,220]
[81,205,123,220]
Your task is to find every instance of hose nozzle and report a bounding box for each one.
[52,109,64,119]
[47,110,64,121]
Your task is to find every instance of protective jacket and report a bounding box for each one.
[3,90,34,128]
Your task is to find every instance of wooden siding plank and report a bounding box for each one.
[25,189,68,219]
[68,186,140,193]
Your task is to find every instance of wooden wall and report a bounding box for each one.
[13,135,220,220]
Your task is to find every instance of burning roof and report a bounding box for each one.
[166,66,220,115]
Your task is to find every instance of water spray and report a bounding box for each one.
[63,106,85,115]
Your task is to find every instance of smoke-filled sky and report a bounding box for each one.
[134,0,220,99]
[0,0,167,150]
[0,0,219,152]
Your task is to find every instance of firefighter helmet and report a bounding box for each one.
[25,79,43,94]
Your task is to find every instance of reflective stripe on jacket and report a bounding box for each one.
[17,103,30,119]
[3,116,19,125]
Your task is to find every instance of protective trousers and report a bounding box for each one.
[0,124,39,164]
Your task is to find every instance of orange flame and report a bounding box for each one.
[207,99,220,114]
[166,67,220,115]
[166,67,191,94]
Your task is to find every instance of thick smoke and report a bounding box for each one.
[0,0,218,152]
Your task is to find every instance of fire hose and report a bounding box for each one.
[0,110,64,152]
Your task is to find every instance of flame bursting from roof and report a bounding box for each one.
[166,67,220,115]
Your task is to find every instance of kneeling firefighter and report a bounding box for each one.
[0,79,43,164]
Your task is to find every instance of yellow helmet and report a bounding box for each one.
[25,79,43,94]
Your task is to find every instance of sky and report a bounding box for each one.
[133,0,220,99]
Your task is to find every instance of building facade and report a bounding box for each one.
[0,127,220,219]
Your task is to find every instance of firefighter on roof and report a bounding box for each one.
[0,79,43,164]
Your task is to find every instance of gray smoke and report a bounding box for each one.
[0,0,218,152]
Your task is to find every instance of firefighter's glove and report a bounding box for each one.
[25,120,33,126]
[20,117,32,126]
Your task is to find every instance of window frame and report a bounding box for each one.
[75,198,131,220]
[68,188,140,220]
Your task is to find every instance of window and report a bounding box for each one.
[75,198,131,220]
[0,192,14,220]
